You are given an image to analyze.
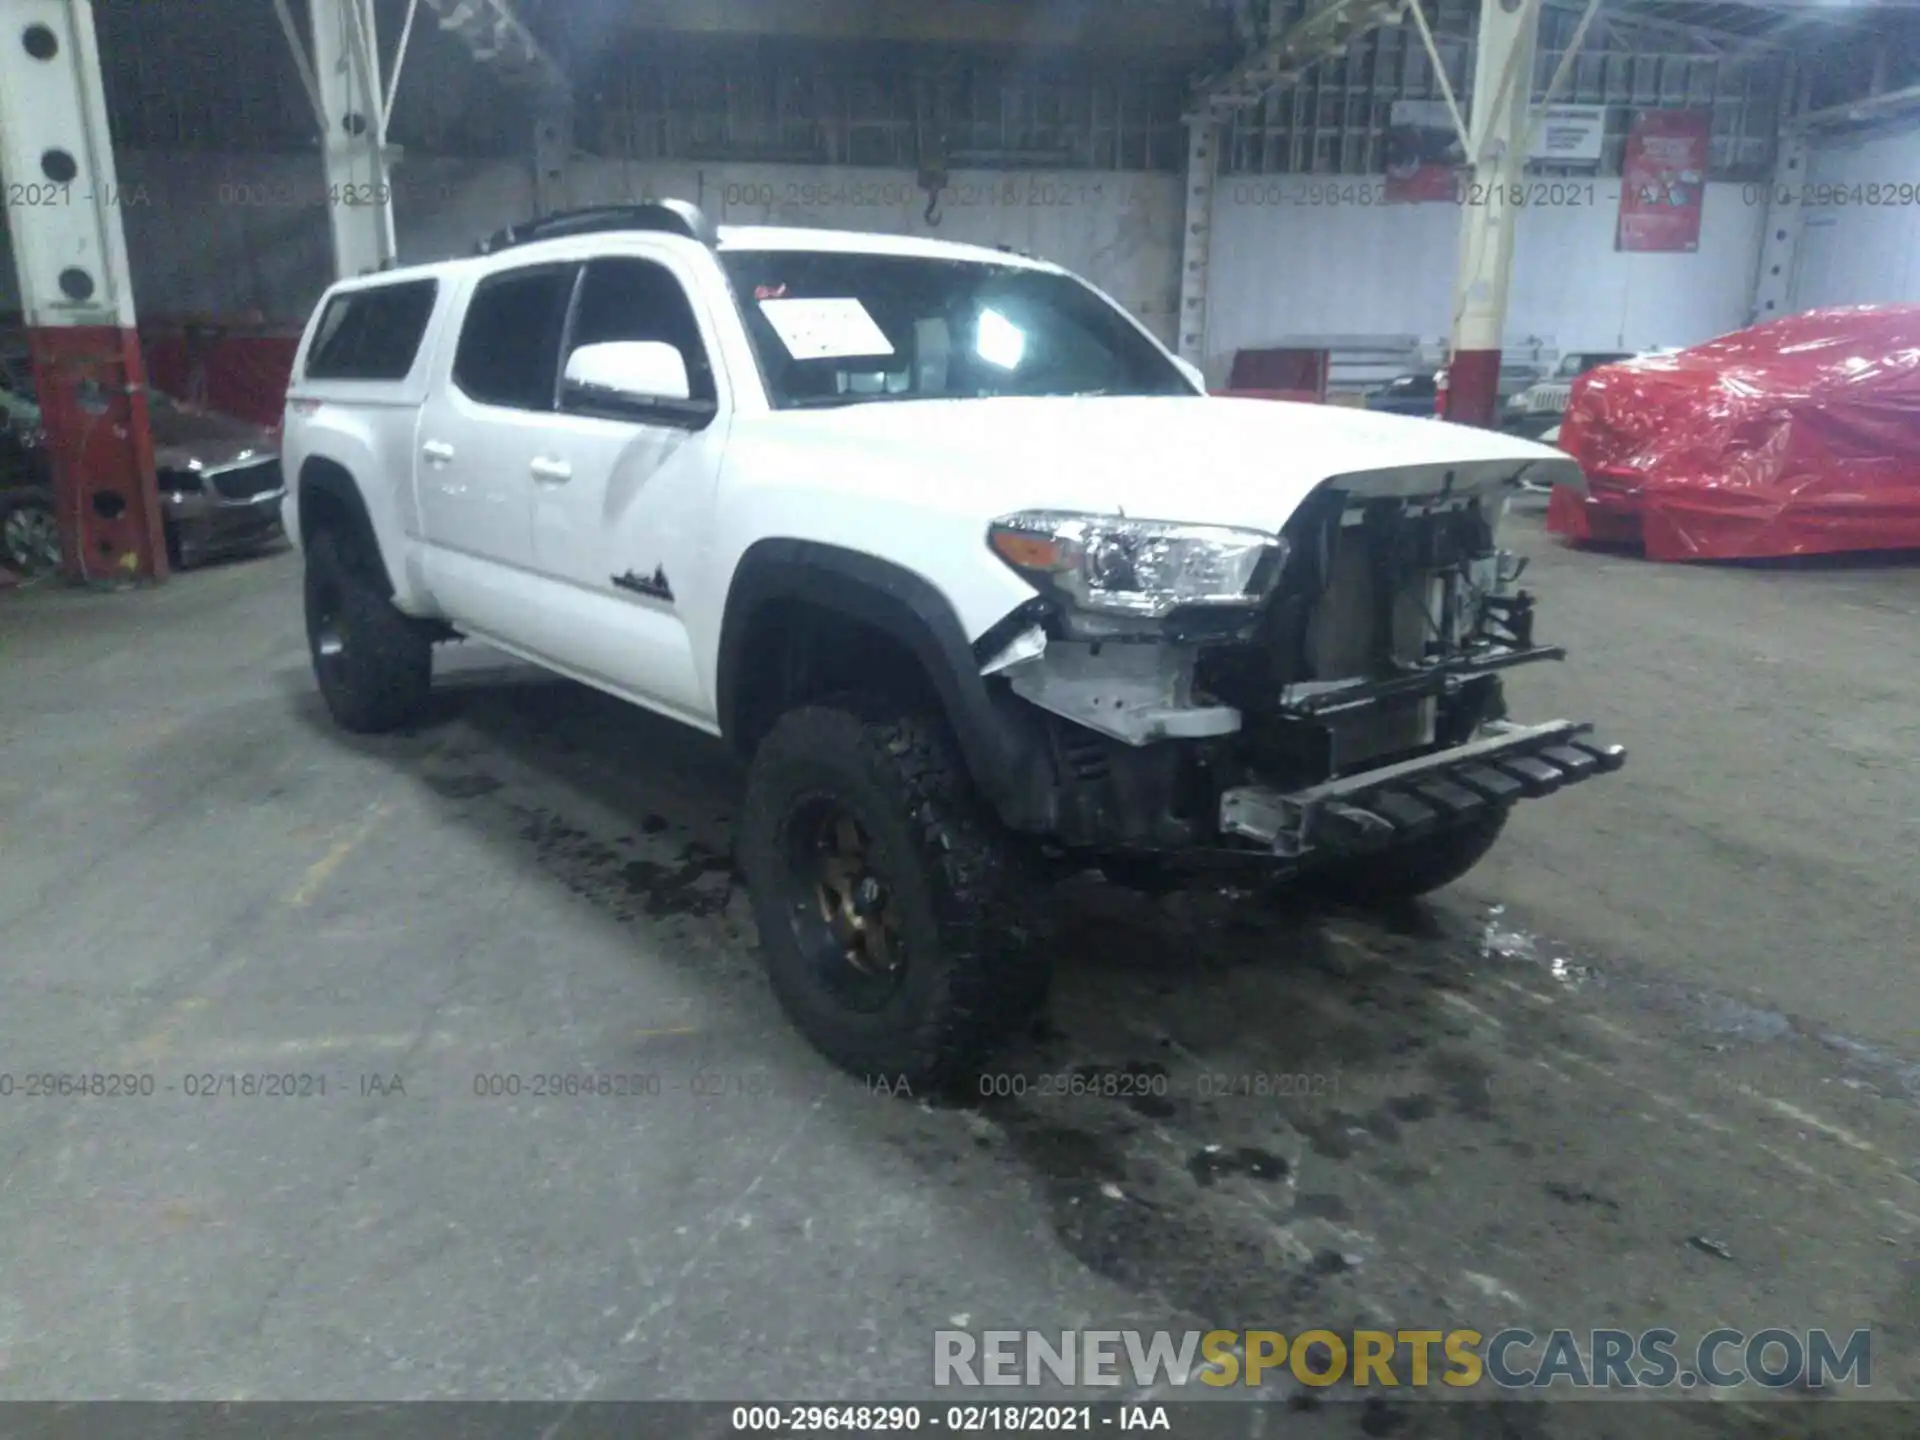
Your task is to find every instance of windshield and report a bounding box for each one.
[719,250,1192,409]
[1557,352,1634,378]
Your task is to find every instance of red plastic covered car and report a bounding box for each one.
[1547,304,1920,561]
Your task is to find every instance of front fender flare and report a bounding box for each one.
[716,539,1054,832]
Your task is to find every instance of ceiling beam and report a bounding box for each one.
[1794,78,1920,126]
[1196,0,1407,114]
[1693,0,1916,12]
[610,0,1234,58]
[1552,0,1889,53]
[421,0,568,94]
[1543,0,1738,52]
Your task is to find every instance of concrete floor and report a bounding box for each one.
[2,505,1918,1434]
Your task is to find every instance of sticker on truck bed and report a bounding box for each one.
[758,297,895,361]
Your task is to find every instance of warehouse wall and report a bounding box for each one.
[0,152,1179,344]
[567,161,1184,341]
[0,153,523,322]
[1204,180,1767,374]
[4,149,1765,379]
[1787,124,1920,309]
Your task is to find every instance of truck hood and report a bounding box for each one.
[760,395,1579,530]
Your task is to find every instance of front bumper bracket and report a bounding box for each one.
[1219,719,1626,859]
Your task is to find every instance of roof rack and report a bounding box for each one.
[476,200,718,256]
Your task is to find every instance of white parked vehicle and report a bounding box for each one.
[1503,349,1661,443]
[281,202,1626,1086]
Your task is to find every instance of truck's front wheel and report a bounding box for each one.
[303,528,432,734]
[1306,807,1511,905]
[739,699,1045,1090]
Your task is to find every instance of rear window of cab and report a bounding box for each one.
[305,279,439,381]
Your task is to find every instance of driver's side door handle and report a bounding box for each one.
[529,457,572,484]
[421,440,455,465]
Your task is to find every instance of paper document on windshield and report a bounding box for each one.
[758,297,895,361]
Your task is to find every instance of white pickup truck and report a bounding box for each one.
[281,201,1625,1087]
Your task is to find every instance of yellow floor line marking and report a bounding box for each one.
[1552,1047,1865,1187]
[1553,1048,1737,1138]
[122,996,211,1068]
[120,940,277,1067]
[288,803,390,908]
[122,805,392,1066]
[1880,1199,1920,1229]
[1735,1086,1917,1181]
[1580,1012,1657,1047]
[1493,976,1557,1007]
[164,1034,430,1061]
[1439,991,1503,1028]
[1325,930,1387,956]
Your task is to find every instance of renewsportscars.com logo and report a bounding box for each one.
[933,1328,1872,1392]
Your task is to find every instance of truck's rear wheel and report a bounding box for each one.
[303,527,431,734]
[738,698,1045,1091]
[1307,807,1511,905]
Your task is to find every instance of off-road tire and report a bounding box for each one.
[1308,807,1511,905]
[739,697,1046,1091]
[303,527,431,734]
[0,491,59,576]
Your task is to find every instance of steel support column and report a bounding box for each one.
[0,0,166,584]
[1751,64,1810,327]
[1444,0,1542,428]
[307,0,398,277]
[1189,0,1405,373]
[533,101,574,217]
[1749,128,1807,324]
[1177,119,1217,370]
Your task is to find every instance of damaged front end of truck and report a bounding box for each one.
[978,454,1626,881]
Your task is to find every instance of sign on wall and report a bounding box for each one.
[1388,103,1606,203]
[1531,106,1606,164]
[1617,109,1711,252]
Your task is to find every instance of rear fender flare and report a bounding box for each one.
[296,458,395,597]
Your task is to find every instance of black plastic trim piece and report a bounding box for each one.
[1570,740,1629,773]
[1494,755,1565,797]
[1369,789,1440,840]
[1262,720,1628,860]
[1538,743,1600,782]
[1455,764,1526,804]
[296,459,393,596]
[478,201,719,256]
[1409,777,1483,819]
[612,566,673,603]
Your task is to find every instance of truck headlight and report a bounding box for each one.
[987,511,1287,619]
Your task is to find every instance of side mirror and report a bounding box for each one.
[1172,355,1205,392]
[564,341,692,404]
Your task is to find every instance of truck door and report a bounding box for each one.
[517,253,726,724]
[414,261,578,642]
